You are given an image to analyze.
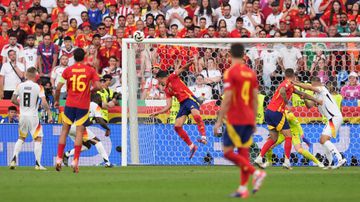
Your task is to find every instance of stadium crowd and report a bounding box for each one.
[0,0,359,123]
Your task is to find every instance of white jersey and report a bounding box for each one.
[24,46,38,69]
[13,80,45,117]
[314,86,343,120]
[89,102,102,120]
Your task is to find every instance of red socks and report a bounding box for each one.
[193,115,206,136]
[284,136,292,159]
[57,144,65,159]
[224,150,255,174]
[260,139,276,157]
[174,126,192,146]
[74,145,82,162]
[238,148,251,186]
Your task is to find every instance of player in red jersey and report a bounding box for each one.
[54,48,100,173]
[150,60,206,159]
[214,44,266,198]
[254,68,323,169]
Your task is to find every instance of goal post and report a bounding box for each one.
[121,37,360,167]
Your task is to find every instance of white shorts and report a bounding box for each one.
[322,116,343,138]
[69,125,96,142]
[19,116,43,139]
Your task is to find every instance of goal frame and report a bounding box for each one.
[121,37,360,166]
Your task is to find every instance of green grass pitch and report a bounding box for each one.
[0,166,359,202]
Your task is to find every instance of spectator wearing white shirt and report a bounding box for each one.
[59,36,76,66]
[1,34,24,64]
[260,44,281,94]
[23,35,38,69]
[40,0,57,14]
[64,0,88,25]
[51,55,68,99]
[278,44,303,72]
[189,74,213,103]
[141,66,162,100]
[0,50,25,99]
[266,1,284,29]
[165,0,188,30]
[229,0,243,17]
[194,0,216,27]
[201,58,222,100]
[242,1,262,34]
[146,0,164,21]
[101,56,121,93]
[217,3,237,32]
[118,0,133,17]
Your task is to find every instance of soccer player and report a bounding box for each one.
[266,109,324,168]
[214,43,266,198]
[9,67,53,170]
[150,60,206,159]
[292,77,347,169]
[254,68,322,169]
[54,48,100,173]
[63,94,113,168]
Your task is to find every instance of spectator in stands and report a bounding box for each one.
[59,36,76,66]
[146,0,164,20]
[337,13,350,36]
[0,50,25,99]
[312,58,329,84]
[218,3,237,32]
[51,55,68,100]
[1,34,25,65]
[85,44,100,70]
[278,43,303,72]
[23,35,38,69]
[194,0,216,27]
[341,72,360,100]
[98,36,121,73]
[189,74,212,103]
[242,1,262,35]
[64,0,87,25]
[201,58,222,100]
[102,56,121,93]
[141,65,163,100]
[0,106,18,123]
[266,1,283,29]
[27,0,48,16]
[260,43,281,94]
[36,34,58,83]
[88,0,102,30]
[7,16,27,46]
[320,0,342,32]
[185,0,199,19]
[165,0,188,30]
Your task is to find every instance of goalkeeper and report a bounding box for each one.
[266,109,324,168]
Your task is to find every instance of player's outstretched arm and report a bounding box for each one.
[292,80,321,93]
[41,96,53,123]
[175,59,194,76]
[54,81,65,107]
[150,97,172,117]
[214,90,233,135]
[294,89,323,106]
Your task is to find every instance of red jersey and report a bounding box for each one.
[98,45,121,71]
[223,64,258,126]
[267,79,295,113]
[62,63,100,109]
[165,72,194,103]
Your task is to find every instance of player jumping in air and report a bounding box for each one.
[10,67,53,170]
[254,68,322,169]
[292,77,347,169]
[214,44,266,198]
[150,60,207,159]
[63,94,113,168]
[266,109,324,168]
[55,48,100,173]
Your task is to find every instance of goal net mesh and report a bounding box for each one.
[123,39,360,167]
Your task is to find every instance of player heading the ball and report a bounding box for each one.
[214,43,266,198]
[150,59,207,160]
[54,48,101,173]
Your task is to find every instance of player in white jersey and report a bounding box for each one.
[62,93,113,167]
[9,67,53,170]
[293,77,346,169]
[23,35,38,69]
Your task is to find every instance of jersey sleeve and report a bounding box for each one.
[91,68,100,82]
[39,85,45,98]
[90,102,103,118]
[61,68,69,80]
[13,84,20,95]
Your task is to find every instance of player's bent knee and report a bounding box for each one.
[83,141,92,149]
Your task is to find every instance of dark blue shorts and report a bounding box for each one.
[265,109,290,131]
[176,97,200,118]
[223,124,254,148]
[63,106,90,126]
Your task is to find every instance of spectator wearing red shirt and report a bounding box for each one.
[286,3,315,30]
[118,0,133,17]
[320,0,343,31]
[19,14,32,35]
[319,0,346,14]
[185,0,199,19]
[103,16,116,36]
[5,1,20,20]
[0,22,9,66]
[230,17,245,38]
[98,36,121,73]
[51,0,66,22]
[75,22,93,49]
[178,17,193,38]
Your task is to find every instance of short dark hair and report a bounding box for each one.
[311,76,321,83]
[9,33,17,38]
[155,14,165,21]
[109,56,118,61]
[236,17,244,22]
[156,70,169,78]
[7,49,15,56]
[230,43,245,58]
[64,36,72,41]
[184,16,193,22]
[73,48,85,62]
[170,24,178,28]
[284,68,295,78]
[43,33,51,38]
[27,67,37,75]
[93,34,101,39]
[8,106,17,112]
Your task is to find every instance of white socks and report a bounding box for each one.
[34,141,42,166]
[323,140,342,162]
[67,145,89,157]
[12,139,24,162]
[95,142,109,162]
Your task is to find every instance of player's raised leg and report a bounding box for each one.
[174,115,197,159]
[191,107,207,144]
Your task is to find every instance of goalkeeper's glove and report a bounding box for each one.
[301,135,312,147]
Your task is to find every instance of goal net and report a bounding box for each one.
[121,38,360,167]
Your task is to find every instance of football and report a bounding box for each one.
[134,30,145,42]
